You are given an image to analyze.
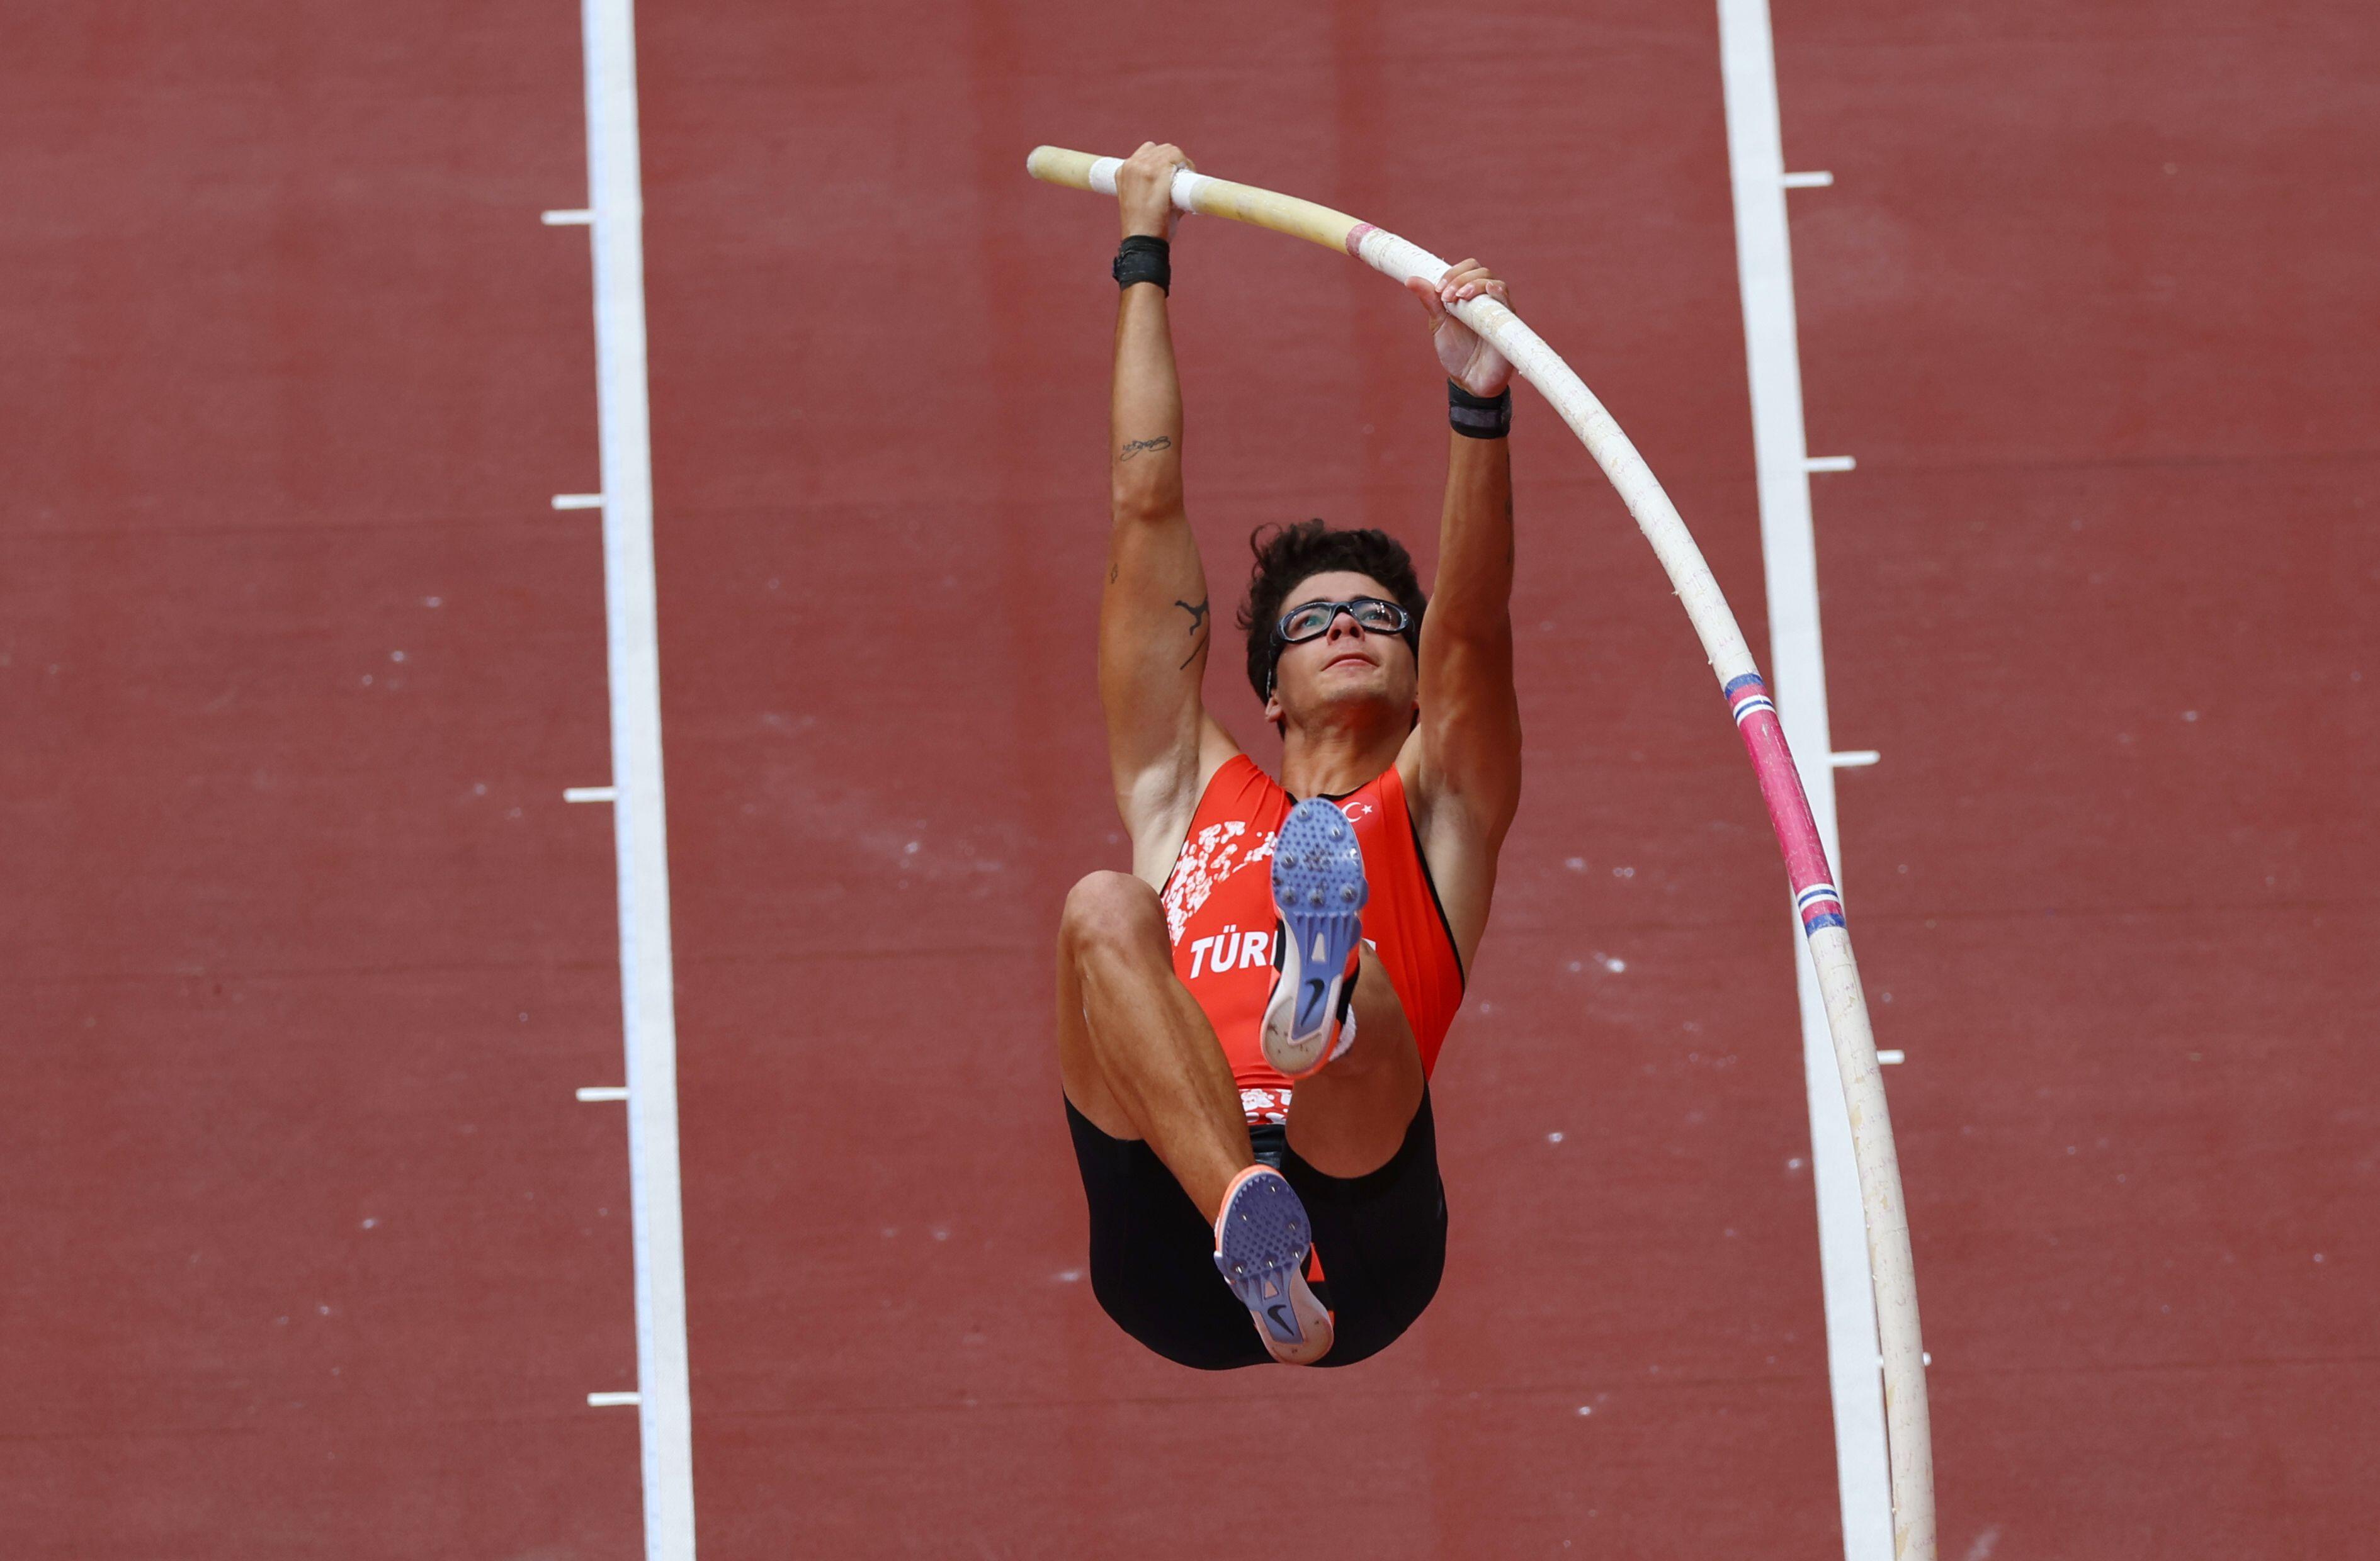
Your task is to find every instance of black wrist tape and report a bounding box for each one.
[1113,235,1170,294]
[1449,380,1512,439]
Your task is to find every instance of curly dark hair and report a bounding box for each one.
[1236,519,1427,704]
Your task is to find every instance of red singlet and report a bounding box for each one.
[1158,755,1465,1125]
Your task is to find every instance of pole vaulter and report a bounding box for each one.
[1029,144,1937,1561]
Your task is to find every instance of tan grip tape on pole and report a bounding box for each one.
[1031,144,1365,255]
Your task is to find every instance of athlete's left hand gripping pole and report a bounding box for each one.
[1030,144,1936,1561]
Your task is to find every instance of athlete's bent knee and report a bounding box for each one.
[1061,871,1165,961]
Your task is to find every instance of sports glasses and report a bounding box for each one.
[1272,597,1412,646]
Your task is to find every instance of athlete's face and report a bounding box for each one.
[1264,570,1419,734]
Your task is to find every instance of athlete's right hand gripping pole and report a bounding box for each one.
[1028,145,1935,1560]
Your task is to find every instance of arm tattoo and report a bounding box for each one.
[1175,597,1209,668]
[1118,436,1173,463]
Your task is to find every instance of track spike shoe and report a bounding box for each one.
[1262,797,1368,1078]
[1211,1165,1333,1365]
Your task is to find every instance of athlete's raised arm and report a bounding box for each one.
[1397,261,1524,952]
[1099,142,1240,884]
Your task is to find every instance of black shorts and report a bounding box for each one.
[1064,1089,1448,1370]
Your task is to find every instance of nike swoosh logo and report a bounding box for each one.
[1266,1303,1294,1335]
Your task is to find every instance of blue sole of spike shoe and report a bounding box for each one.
[1212,1168,1317,1352]
[1265,797,1369,1075]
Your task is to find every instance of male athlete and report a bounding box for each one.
[1057,142,1522,1367]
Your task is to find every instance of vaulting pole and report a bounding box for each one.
[1028,144,1936,1560]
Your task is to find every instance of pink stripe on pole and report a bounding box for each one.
[1725,674,1837,906]
[1344,223,1376,257]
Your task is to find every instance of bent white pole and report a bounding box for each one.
[1028,144,1935,1560]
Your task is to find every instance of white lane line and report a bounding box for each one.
[587,1391,642,1407]
[1718,2,1895,1557]
[552,493,605,510]
[579,0,696,1555]
[544,208,596,225]
[577,1086,631,1102]
[1830,750,1881,769]
[564,786,618,803]
[1805,455,1857,473]
[1877,1051,1906,1066]
[1781,170,1835,188]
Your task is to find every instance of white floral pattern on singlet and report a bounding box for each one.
[1159,818,1276,945]
[1238,1086,1294,1125]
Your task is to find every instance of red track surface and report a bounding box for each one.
[6,3,2373,1558]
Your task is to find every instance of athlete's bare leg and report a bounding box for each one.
[1055,871,1254,1221]
[1284,942,1425,1179]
